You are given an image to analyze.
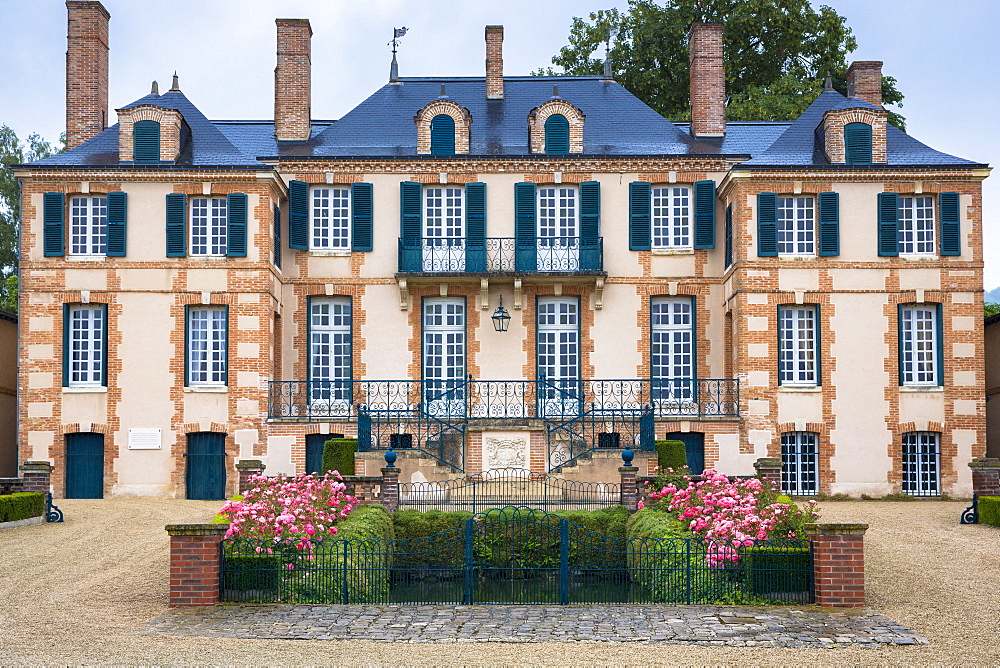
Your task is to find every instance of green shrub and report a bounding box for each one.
[979,496,1000,526]
[321,438,358,476]
[737,546,811,595]
[655,439,687,471]
[0,492,46,523]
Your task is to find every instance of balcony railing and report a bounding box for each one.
[268,377,739,420]
[397,237,604,274]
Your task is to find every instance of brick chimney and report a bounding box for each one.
[846,61,883,108]
[486,25,504,100]
[65,1,110,150]
[688,22,726,138]
[274,18,312,141]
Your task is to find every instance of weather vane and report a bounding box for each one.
[389,27,408,82]
[604,27,619,79]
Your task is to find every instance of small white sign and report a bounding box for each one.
[128,428,162,450]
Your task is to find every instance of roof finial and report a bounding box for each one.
[439,84,447,98]
[389,27,408,83]
[170,72,180,92]
[824,73,833,91]
[552,85,560,99]
[151,80,159,95]
[603,27,619,79]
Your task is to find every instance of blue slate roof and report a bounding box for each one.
[22,77,984,168]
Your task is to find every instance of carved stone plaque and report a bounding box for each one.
[483,436,528,471]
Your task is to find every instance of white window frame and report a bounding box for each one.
[900,305,938,386]
[537,297,580,417]
[422,186,465,271]
[423,297,466,415]
[650,297,694,402]
[778,306,818,386]
[901,432,940,496]
[69,195,108,256]
[309,297,352,405]
[189,197,227,257]
[67,305,105,387]
[898,196,935,256]
[310,186,351,251]
[187,306,227,386]
[781,432,818,496]
[777,196,815,256]
[537,186,579,271]
[651,186,691,250]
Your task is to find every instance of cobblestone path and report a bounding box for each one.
[144,605,928,648]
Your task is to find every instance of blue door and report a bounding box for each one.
[186,432,227,500]
[306,434,339,475]
[665,431,705,474]
[65,432,104,499]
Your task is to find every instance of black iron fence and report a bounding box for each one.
[221,508,812,605]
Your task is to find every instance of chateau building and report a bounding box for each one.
[14,2,989,499]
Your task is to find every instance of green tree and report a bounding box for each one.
[0,125,61,314]
[540,0,905,129]
[985,303,1000,318]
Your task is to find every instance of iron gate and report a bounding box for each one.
[221,507,812,605]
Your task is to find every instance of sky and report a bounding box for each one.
[1,0,997,287]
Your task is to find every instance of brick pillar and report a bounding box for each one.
[806,523,868,608]
[235,460,264,494]
[380,467,400,512]
[754,457,782,493]
[274,18,312,141]
[20,461,54,495]
[688,22,726,137]
[165,524,229,607]
[619,466,639,513]
[846,61,883,107]
[485,25,504,100]
[66,1,110,149]
[969,458,1000,496]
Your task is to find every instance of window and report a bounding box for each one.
[901,432,940,496]
[544,114,569,154]
[537,297,580,415]
[898,196,935,256]
[423,298,465,416]
[64,304,106,387]
[69,196,107,256]
[724,203,733,269]
[651,297,694,402]
[189,197,228,256]
[430,114,456,155]
[310,187,350,250]
[652,187,691,249]
[778,305,819,386]
[423,186,465,271]
[781,432,818,495]
[309,297,351,406]
[187,306,227,386]
[899,304,941,386]
[537,186,578,270]
[777,196,814,256]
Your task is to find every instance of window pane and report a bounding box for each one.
[898,197,935,255]
[777,197,814,255]
[781,432,818,495]
[902,432,940,496]
[779,306,817,385]
[70,196,107,256]
[69,305,104,385]
[190,198,227,256]
[652,187,691,249]
[188,307,227,385]
[901,306,937,385]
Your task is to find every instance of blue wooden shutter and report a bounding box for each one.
[133,120,160,163]
[514,182,537,271]
[939,192,960,256]
[756,192,777,257]
[580,181,601,270]
[62,303,70,386]
[844,122,872,165]
[226,193,247,257]
[814,304,822,386]
[430,114,456,155]
[877,192,899,257]
[273,204,281,268]
[106,192,127,257]
[693,180,716,249]
[100,303,108,387]
[465,182,486,271]
[544,114,569,154]
[724,203,733,268]
[935,303,944,387]
[43,192,65,257]
[165,193,186,257]
[288,180,309,250]
[351,182,373,251]
[817,191,840,257]
[628,182,651,251]
[399,181,422,271]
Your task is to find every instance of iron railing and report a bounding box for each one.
[221,508,812,605]
[398,237,604,273]
[548,407,654,470]
[268,377,740,420]
[358,408,466,472]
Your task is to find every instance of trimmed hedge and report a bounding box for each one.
[0,493,46,523]
[738,546,811,594]
[979,495,1000,526]
[322,438,358,476]
[655,439,687,470]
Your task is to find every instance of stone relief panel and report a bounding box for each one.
[483,436,529,471]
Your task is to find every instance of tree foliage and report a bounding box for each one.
[0,125,61,313]
[985,303,1000,318]
[540,0,905,129]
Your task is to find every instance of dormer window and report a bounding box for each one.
[544,114,569,154]
[844,122,872,165]
[133,120,161,163]
[527,100,584,154]
[430,114,456,155]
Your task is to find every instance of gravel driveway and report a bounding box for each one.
[0,498,997,665]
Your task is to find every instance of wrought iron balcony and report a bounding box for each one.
[268,377,739,420]
[397,237,604,274]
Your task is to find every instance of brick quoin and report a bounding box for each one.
[165,524,229,607]
[806,523,867,607]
